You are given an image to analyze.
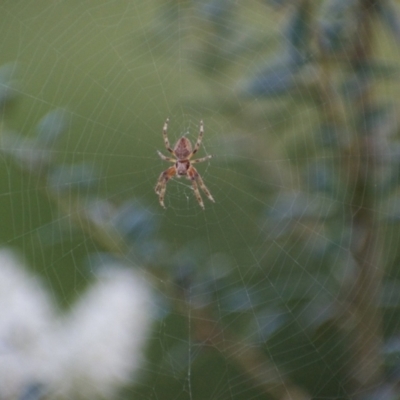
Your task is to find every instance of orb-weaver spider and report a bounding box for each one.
[155,118,215,209]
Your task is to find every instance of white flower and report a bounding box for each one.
[0,249,153,399]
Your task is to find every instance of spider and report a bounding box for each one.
[155,118,215,209]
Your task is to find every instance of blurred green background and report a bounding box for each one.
[2,0,400,399]
[0,0,279,300]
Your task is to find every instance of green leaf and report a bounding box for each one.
[239,56,300,97]
[0,62,19,110]
[377,0,400,43]
[285,0,312,63]
[380,281,400,308]
[268,191,337,220]
[318,0,358,54]
[0,131,51,170]
[47,162,99,192]
[305,160,337,194]
[36,108,69,147]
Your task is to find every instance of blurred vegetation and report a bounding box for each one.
[2,0,400,399]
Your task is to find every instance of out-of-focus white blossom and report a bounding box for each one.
[0,249,56,400]
[0,249,153,400]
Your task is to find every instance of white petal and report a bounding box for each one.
[53,266,153,399]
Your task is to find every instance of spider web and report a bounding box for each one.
[1,1,400,399]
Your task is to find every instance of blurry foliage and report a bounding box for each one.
[2,0,400,399]
[148,0,400,398]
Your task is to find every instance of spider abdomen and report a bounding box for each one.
[174,137,192,159]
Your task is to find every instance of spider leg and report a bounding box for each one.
[162,118,173,153]
[155,166,176,208]
[191,154,212,164]
[191,179,204,209]
[187,166,215,206]
[192,120,204,155]
[157,150,176,162]
[195,172,215,203]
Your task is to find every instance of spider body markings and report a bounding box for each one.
[155,118,215,209]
